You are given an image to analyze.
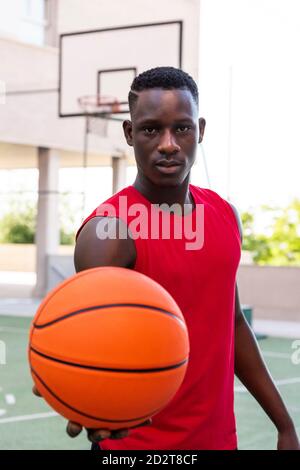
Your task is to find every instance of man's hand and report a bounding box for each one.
[277,427,300,450]
[66,417,152,443]
[33,385,152,443]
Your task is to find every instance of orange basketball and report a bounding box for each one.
[28,267,189,430]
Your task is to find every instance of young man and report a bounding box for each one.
[34,67,299,450]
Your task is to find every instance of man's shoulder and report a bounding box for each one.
[191,184,236,206]
[190,184,227,203]
[76,186,132,240]
[190,185,242,241]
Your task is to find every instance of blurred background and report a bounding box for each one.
[0,0,299,450]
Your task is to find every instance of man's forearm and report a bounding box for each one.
[235,314,295,433]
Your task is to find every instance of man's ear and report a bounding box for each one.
[198,118,206,143]
[123,120,133,147]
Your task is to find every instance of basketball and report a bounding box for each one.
[28,267,190,430]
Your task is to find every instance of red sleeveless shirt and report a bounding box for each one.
[76,184,241,450]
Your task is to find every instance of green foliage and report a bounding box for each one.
[60,228,75,245]
[241,199,300,266]
[0,199,76,245]
[0,203,36,244]
[58,194,77,245]
[1,196,299,263]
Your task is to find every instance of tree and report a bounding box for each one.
[0,202,36,244]
[0,199,76,245]
[241,199,300,266]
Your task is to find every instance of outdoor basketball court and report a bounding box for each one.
[1,1,299,453]
[0,313,299,450]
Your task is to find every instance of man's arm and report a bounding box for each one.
[74,216,136,272]
[230,203,299,450]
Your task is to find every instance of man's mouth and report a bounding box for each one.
[154,160,183,174]
[155,160,182,168]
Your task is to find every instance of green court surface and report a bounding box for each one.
[0,315,299,450]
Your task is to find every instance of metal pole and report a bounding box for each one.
[82,116,89,217]
[227,65,233,201]
[199,143,211,189]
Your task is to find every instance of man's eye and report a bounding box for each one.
[176,126,190,133]
[143,128,157,135]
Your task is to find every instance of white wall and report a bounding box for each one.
[0,36,131,156]
[1,35,57,91]
[237,265,300,322]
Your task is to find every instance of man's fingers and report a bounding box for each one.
[67,421,83,438]
[110,418,152,440]
[110,429,129,439]
[69,419,151,442]
[87,428,111,443]
[32,385,42,397]
[32,381,151,442]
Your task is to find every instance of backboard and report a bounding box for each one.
[58,21,183,120]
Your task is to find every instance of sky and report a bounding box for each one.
[198,0,300,211]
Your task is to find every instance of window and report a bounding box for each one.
[0,0,49,46]
[21,0,47,27]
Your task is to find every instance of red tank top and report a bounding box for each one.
[76,184,241,450]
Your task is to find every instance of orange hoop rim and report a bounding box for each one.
[77,94,121,115]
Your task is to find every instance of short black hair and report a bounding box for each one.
[128,66,199,114]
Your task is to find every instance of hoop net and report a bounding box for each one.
[78,94,120,115]
[78,95,121,138]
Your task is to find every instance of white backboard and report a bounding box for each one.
[59,21,183,119]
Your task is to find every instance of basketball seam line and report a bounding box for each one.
[32,267,170,326]
[30,346,188,373]
[32,267,108,325]
[33,303,185,329]
[32,267,137,329]
[30,366,164,423]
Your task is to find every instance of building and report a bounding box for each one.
[0,0,202,296]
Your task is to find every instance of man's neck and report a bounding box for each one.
[133,174,194,212]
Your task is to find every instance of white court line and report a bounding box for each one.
[0,411,58,424]
[275,377,300,386]
[289,406,300,413]
[5,394,16,405]
[0,327,28,333]
[253,319,300,339]
[235,377,300,393]
[0,272,36,285]
[262,351,291,359]
[234,385,247,393]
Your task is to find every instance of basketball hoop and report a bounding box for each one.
[78,95,121,116]
[78,95,121,138]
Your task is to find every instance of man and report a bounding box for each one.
[34,67,299,450]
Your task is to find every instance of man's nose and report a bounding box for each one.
[157,129,180,155]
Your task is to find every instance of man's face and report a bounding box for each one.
[123,88,206,187]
